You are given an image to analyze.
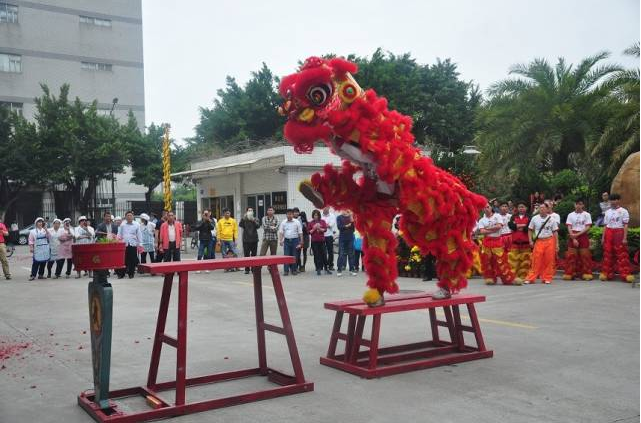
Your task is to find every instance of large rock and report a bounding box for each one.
[611,151,640,227]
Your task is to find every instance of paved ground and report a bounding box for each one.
[0,246,638,423]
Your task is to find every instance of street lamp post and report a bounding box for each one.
[109,98,118,214]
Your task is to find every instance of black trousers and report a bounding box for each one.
[117,246,139,277]
[354,250,364,271]
[243,241,258,271]
[422,254,437,280]
[47,259,65,277]
[31,260,46,277]
[140,251,155,264]
[324,236,334,269]
[163,241,181,262]
[311,241,328,271]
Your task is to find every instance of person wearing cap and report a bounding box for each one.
[0,217,11,280]
[96,211,118,240]
[58,218,75,278]
[28,217,51,280]
[139,213,156,266]
[74,216,95,278]
[117,211,143,279]
[46,219,66,279]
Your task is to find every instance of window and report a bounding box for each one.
[81,61,112,71]
[0,101,23,115]
[0,53,21,73]
[80,15,111,27]
[0,3,18,23]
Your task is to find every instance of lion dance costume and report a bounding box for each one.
[278,56,487,305]
[600,206,634,282]
[562,210,594,281]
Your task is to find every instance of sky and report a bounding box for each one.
[141,0,640,142]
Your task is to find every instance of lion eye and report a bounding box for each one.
[307,83,333,106]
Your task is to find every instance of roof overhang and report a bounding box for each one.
[172,156,285,179]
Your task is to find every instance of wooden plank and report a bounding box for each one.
[340,295,487,315]
[138,255,295,274]
[324,292,431,310]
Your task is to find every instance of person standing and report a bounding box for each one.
[239,207,261,274]
[154,211,169,262]
[95,211,118,240]
[336,210,357,277]
[498,202,513,252]
[28,217,51,280]
[354,229,364,272]
[478,205,517,285]
[46,219,66,278]
[58,218,74,278]
[563,199,594,281]
[596,192,610,227]
[74,216,95,278]
[194,210,216,273]
[139,213,157,266]
[260,206,279,256]
[117,211,143,279]
[321,207,337,271]
[525,203,559,284]
[507,202,531,283]
[0,218,11,280]
[308,210,330,275]
[158,212,182,262]
[278,209,303,276]
[600,193,634,282]
[298,211,310,272]
[216,208,239,258]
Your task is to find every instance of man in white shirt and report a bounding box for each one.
[563,199,594,281]
[525,203,559,284]
[117,211,143,279]
[477,204,517,285]
[498,202,512,252]
[279,208,303,276]
[600,193,634,282]
[321,207,337,271]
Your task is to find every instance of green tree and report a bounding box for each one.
[475,52,622,197]
[129,122,188,205]
[34,84,130,216]
[350,49,480,149]
[0,107,42,221]
[193,63,284,152]
[591,42,640,177]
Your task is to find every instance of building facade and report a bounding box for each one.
[177,146,343,221]
[0,0,146,224]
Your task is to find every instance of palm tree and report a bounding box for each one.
[590,42,640,177]
[475,52,621,190]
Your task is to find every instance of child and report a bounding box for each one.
[600,193,634,282]
[563,199,593,280]
[525,203,559,284]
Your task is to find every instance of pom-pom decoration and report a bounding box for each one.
[279,56,487,305]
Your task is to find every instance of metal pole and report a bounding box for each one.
[110,98,118,214]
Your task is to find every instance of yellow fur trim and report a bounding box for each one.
[599,273,608,281]
[363,288,381,305]
[562,274,573,280]
[582,274,594,281]
[625,275,635,283]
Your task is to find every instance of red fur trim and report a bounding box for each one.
[328,57,358,75]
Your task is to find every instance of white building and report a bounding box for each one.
[175,145,342,220]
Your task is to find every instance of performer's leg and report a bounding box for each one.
[526,242,541,283]
[600,229,615,280]
[579,248,594,280]
[495,246,516,285]
[540,238,556,282]
[481,246,495,284]
[563,247,578,280]
[614,243,634,282]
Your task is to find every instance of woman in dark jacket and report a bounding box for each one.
[239,207,261,274]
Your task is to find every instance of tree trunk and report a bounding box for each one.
[145,187,153,209]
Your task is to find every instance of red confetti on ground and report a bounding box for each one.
[0,342,31,361]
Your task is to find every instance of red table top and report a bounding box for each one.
[138,255,295,274]
[325,293,486,315]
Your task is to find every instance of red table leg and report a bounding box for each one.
[326,311,344,359]
[428,308,440,344]
[451,305,465,352]
[368,315,381,370]
[268,265,306,384]
[252,267,268,375]
[349,316,367,363]
[175,271,188,406]
[467,303,487,351]
[147,273,174,388]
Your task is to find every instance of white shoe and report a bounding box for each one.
[196,271,201,274]
[205,270,210,273]
[350,272,357,276]
[431,287,451,300]
[337,272,342,277]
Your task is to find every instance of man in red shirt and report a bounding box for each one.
[0,220,11,279]
[507,201,531,283]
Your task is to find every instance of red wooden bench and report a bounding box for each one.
[320,292,493,378]
[78,256,313,423]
